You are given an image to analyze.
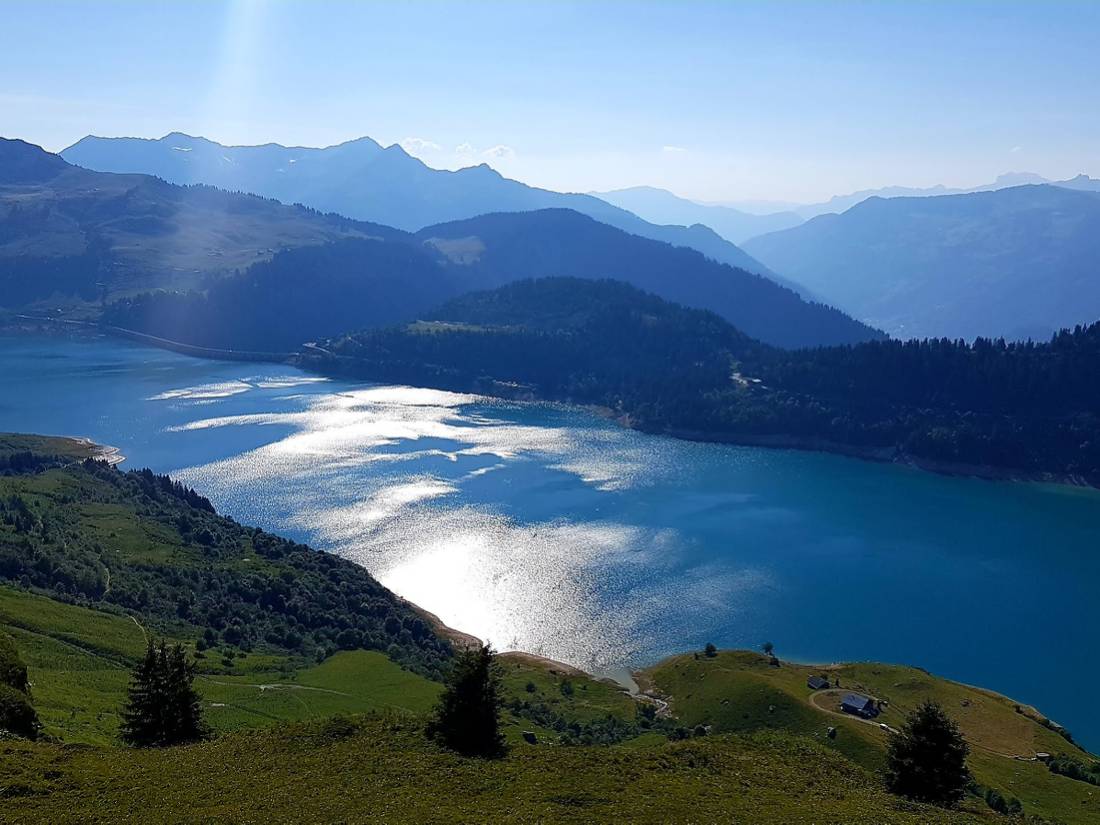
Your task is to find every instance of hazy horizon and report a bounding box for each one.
[3,0,1099,202]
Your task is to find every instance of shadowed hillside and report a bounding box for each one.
[0,138,403,310]
[744,184,1100,340]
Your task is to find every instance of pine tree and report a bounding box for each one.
[427,643,504,758]
[120,640,206,747]
[164,644,205,744]
[885,700,970,806]
[120,642,162,746]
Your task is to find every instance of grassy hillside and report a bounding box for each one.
[642,650,1100,823]
[2,714,989,825]
[0,585,443,745]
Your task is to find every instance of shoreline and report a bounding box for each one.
[299,348,1100,495]
[68,436,126,466]
[4,321,1095,494]
[655,428,1100,491]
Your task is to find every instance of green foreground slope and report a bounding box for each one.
[2,716,986,825]
[642,651,1100,823]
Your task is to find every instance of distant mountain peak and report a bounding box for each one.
[0,137,70,184]
[992,171,1049,186]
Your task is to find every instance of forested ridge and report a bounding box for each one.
[0,440,451,677]
[304,278,1100,484]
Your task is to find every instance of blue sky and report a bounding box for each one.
[1,0,1097,202]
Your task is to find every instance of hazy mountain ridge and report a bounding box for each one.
[411,209,880,347]
[743,184,1100,340]
[593,185,804,243]
[62,132,780,280]
[720,171,1097,221]
[0,137,396,307]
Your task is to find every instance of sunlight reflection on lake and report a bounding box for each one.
[3,335,1100,747]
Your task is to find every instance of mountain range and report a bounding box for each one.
[1,137,877,349]
[0,137,394,308]
[103,209,880,351]
[743,184,1100,340]
[599,172,1100,244]
[61,132,779,281]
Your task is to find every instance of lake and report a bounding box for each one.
[2,334,1099,747]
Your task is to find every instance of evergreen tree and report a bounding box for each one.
[120,642,162,746]
[885,700,970,806]
[427,643,505,758]
[164,643,206,744]
[120,640,206,747]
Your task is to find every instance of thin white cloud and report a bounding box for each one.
[481,144,516,160]
[1010,145,1023,153]
[662,145,687,154]
[400,137,441,153]
[455,142,475,155]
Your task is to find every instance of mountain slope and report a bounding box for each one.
[101,209,880,352]
[743,184,1100,340]
[594,186,803,244]
[62,132,780,279]
[414,209,880,348]
[102,238,462,352]
[787,172,1053,220]
[0,137,401,309]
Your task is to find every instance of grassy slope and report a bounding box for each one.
[0,586,442,745]
[642,650,1100,824]
[2,716,986,825]
[0,435,97,461]
[5,587,990,824]
[0,583,634,748]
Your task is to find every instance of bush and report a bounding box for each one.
[0,683,38,739]
[0,632,31,694]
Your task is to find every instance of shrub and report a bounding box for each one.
[0,683,38,739]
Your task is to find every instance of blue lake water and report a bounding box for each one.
[2,334,1099,748]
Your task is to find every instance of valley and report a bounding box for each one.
[3,3,1098,822]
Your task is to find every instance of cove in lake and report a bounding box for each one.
[2,334,1099,748]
